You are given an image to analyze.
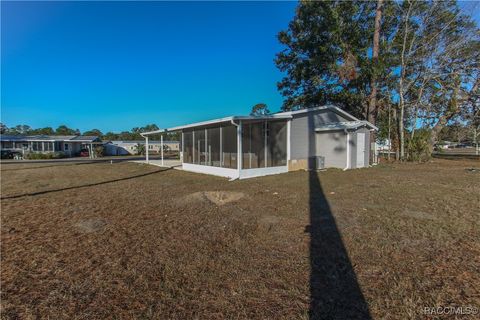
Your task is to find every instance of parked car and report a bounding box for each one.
[79,149,90,157]
[1,150,22,159]
[1,150,14,159]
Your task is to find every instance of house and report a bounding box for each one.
[142,105,378,179]
[104,140,180,156]
[0,135,101,157]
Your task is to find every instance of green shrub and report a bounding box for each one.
[25,152,66,160]
[94,146,105,157]
[406,129,431,161]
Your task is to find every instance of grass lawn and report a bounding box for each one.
[1,159,479,319]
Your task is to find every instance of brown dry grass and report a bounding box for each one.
[1,159,479,319]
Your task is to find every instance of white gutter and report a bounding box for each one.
[343,129,350,171]
[229,119,240,181]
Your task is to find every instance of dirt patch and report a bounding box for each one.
[74,219,107,233]
[181,191,244,206]
[399,209,437,221]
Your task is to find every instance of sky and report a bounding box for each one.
[2,1,478,134]
[1,1,297,133]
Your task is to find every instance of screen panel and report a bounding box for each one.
[268,120,287,167]
[221,125,237,169]
[183,130,193,163]
[207,127,220,167]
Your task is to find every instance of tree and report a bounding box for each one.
[7,125,32,135]
[55,125,77,135]
[83,129,103,137]
[250,103,270,116]
[366,0,384,125]
[275,1,379,117]
[29,127,55,135]
[276,0,479,160]
[391,0,479,158]
[0,123,7,134]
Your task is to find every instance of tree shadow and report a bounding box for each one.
[306,113,371,319]
[1,168,171,200]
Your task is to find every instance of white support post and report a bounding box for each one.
[264,120,268,168]
[161,134,164,166]
[192,130,195,164]
[287,120,291,162]
[42,141,45,152]
[237,121,242,174]
[220,126,223,167]
[181,131,184,163]
[91,143,93,159]
[145,136,149,164]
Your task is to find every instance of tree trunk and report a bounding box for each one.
[366,0,383,125]
[366,0,383,164]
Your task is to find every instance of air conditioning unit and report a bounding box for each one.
[316,156,325,170]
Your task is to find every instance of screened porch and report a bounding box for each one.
[180,119,289,179]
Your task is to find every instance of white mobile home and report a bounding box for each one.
[0,135,101,157]
[142,106,377,179]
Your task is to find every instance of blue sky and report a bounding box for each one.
[1,1,297,133]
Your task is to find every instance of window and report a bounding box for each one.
[64,143,69,151]
[32,141,42,151]
[2,142,13,149]
[44,142,53,152]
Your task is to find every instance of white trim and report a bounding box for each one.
[182,163,239,179]
[145,136,149,163]
[276,105,359,121]
[160,135,164,166]
[315,120,378,132]
[237,121,242,175]
[287,119,291,161]
[344,132,350,171]
[142,115,292,134]
[239,166,289,179]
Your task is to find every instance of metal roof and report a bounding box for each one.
[140,105,375,135]
[0,135,100,142]
[275,105,359,121]
[315,121,378,132]
[109,140,179,144]
[142,114,292,135]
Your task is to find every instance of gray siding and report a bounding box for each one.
[289,109,371,169]
[315,131,349,168]
[290,109,350,160]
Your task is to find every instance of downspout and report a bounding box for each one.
[343,129,350,171]
[230,119,240,181]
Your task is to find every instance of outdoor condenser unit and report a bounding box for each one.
[316,156,325,170]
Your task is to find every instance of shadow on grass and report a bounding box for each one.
[306,113,371,319]
[0,161,100,172]
[1,168,171,200]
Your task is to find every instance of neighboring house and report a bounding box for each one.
[0,135,101,157]
[142,105,378,179]
[104,140,180,156]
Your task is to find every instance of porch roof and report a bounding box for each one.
[141,114,292,135]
